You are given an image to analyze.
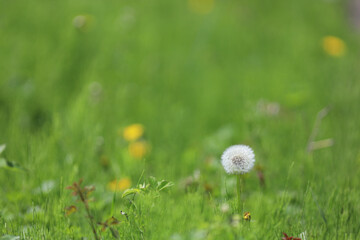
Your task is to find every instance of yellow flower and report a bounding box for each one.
[322,36,346,57]
[107,177,131,192]
[128,141,148,159]
[188,0,214,15]
[243,212,251,221]
[122,124,144,142]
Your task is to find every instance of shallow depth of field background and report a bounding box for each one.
[1,0,360,239]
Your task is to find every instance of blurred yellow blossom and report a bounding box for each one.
[107,177,131,192]
[188,0,214,15]
[322,36,346,57]
[122,124,144,141]
[128,141,148,159]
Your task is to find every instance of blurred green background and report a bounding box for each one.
[1,0,360,239]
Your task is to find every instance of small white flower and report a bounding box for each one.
[221,145,255,174]
[220,203,230,213]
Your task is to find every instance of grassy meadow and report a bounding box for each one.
[1,0,360,239]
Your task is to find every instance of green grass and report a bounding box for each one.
[1,0,360,239]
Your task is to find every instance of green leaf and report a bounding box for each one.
[157,180,174,192]
[110,190,117,217]
[0,144,5,155]
[148,176,157,189]
[122,188,141,198]
[0,235,20,240]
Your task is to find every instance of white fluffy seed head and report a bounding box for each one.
[221,145,255,175]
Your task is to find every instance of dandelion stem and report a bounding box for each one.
[236,174,242,214]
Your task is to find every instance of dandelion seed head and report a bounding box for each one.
[73,15,87,29]
[220,203,230,213]
[221,145,255,174]
[73,15,93,32]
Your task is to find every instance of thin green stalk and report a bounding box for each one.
[237,174,242,214]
